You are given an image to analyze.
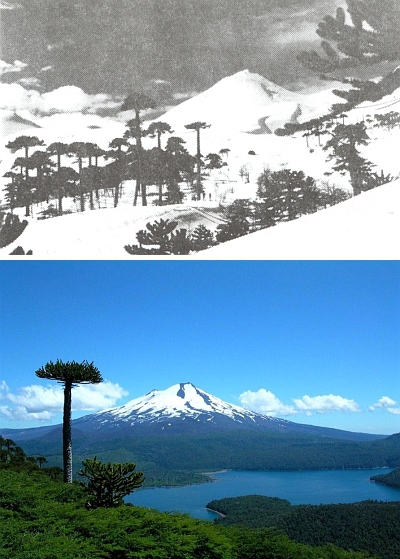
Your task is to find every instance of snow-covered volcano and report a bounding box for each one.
[71,382,378,440]
[157,70,344,134]
[74,382,286,434]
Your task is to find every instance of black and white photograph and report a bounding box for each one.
[0,0,399,258]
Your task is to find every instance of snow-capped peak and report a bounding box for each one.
[157,70,304,134]
[100,382,258,422]
[73,381,291,435]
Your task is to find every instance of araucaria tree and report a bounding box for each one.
[184,121,210,200]
[323,122,373,196]
[6,136,45,216]
[121,93,156,206]
[298,1,400,74]
[35,359,103,483]
[78,457,144,509]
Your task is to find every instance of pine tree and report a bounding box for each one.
[35,360,103,483]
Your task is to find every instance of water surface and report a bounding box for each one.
[126,469,400,520]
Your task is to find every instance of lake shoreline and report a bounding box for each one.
[127,468,400,520]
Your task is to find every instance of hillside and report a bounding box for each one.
[9,430,400,488]
[371,468,400,489]
[206,495,400,559]
[1,70,400,259]
[0,468,375,559]
[196,180,400,259]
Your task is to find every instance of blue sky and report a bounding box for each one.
[0,261,399,435]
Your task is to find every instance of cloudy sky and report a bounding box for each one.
[0,261,399,435]
[1,0,342,103]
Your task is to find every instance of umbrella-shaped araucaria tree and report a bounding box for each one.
[35,359,103,483]
[6,136,45,216]
[184,122,210,200]
[121,93,156,206]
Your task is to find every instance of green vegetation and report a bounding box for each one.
[18,431,400,486]
[78,457,145,509]
[371,467,400,488]
[207,495,400,559]
[0,467,378,559]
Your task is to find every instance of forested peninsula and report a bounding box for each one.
[207,495,400,559]
[371,467,400,488]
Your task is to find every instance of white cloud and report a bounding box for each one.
[0,83,120,115]
[240,388,362,417]
[0,379,128,422]
[369,396,397,410]
[369,396,400,415]
[0,405,54,421]
[239,389,296,416]
[18,77,41,88]
[0,380,9,397]
[293,394,361,414]
[0,59,27,76]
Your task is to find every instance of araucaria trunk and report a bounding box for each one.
[63,381,73,483]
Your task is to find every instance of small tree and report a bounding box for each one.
[191,224,216,252]
[323,122,374,195]
[216,200,252,243]
[125,218,178,255]
[169,228,192,255]
[78,457,144,509]
[36,456,48,468]
[35,359,103,483]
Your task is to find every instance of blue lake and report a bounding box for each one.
[126,469,400,520]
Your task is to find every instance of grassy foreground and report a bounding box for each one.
[0,467,379,559]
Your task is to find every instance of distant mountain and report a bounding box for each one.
[1,382,384,442]
[0,110,41,136]
[157,70,344,134]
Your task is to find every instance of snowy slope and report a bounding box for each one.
[0,199,226,259]
[195,180,400,260]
